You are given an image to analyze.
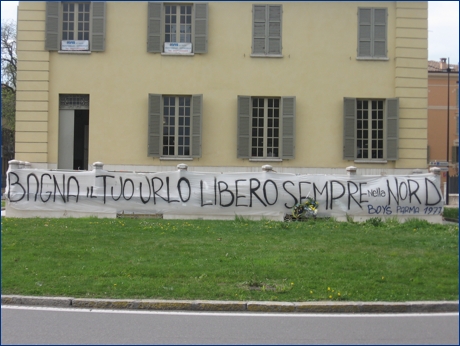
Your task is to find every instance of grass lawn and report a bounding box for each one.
[443,207,459,221]
[1,216,458,302]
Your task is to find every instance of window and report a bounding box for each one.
[62,3,90,41]
[252,4,282,56]
[356,100,384,159]
[343,98,399,161]
[148,94,202,158]
[45,2,106,52]
[164,5,192,44]
[452,145,458,164]
[147,2,208,54]
[357,8,387,59]
[238,96,295,160]
[456,115,459,136]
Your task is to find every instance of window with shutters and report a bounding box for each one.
[357,8,387,59]
[148,94,202,159]
[238,96,295,160]
[45,2,106,52]
[251,4,282,57]
[147,2,208,54]
[343,98,399,161]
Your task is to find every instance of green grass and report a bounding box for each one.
[443,207,459,221]
[1,217,458,302]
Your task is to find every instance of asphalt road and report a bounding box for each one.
[2,306,458,345]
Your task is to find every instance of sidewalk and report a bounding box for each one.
[1,295,458,313]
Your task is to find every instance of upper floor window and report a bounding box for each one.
[343,98,399,161]
[62,3,90,41]
[238,96,295,160]
[251,4,282,57]
[147,2,208,54]
[165,4,192,44]
[148,94,203,159]
[357,8,387,59]
[45,1,106,52]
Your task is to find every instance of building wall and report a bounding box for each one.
[427,72,459,174]
[394,2,428,169]
[15,1,49,164]
[15,1,429,174]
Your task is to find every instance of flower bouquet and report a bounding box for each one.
[291,197,319,220]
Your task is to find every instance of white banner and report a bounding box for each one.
[5,168,444,219]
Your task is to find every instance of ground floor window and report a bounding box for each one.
[356,100,384,159]
[251,97,280,158]
[148,94,202,158]
[343,97,399,161]
[163,96,191,156]
[237,96,295,160]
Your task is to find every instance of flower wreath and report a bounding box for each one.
[292,197,319,220]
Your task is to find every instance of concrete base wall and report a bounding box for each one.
[5,204,116,219]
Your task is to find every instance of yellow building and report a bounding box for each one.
[15,1,428,175]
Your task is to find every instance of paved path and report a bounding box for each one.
[3,306,458,344]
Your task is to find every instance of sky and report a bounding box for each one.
[1,1,459,63]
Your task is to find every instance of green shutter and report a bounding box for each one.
[252,5,266,54]
[194,3,208,54]
[386,98,399,161]
[148,94,162,157]
[343,98,356,160]
[267,5,282,55]
[281,96,295,159]
[91,2,106,52]
[373,8,387,57]
[147,2,162,53]
[237,96,251,158]
[45,2,60,51]
[191,95,203,158]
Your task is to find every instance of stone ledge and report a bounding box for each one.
[1,296,458,313]
[2,295,73,307]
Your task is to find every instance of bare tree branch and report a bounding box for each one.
[1,20,17,89]
[1,20,17,160]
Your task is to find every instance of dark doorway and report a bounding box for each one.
[73,110,89,170]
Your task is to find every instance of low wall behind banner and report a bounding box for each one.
[4,161,444,223]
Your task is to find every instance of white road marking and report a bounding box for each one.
[2,305,458,318]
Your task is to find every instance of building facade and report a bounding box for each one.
[427,59,459,175]
[15,1,429,175]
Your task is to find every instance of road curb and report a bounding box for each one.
[2,295,458,313]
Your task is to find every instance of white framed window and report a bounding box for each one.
[165,4,192,44]
[62,3,90,41]
[45,2,106,52]
[357,8,387,59]
[251,98,280,158]
[147,2,208,54]
[356,100,384,159]
[148,94,203,158]
[162,96,192,156]
[343,98,399,161]
[238,96,295,160]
